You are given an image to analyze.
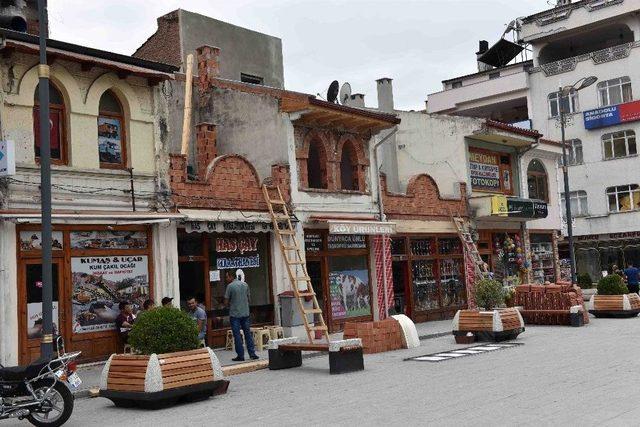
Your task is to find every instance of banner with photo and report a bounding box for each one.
[70,230,147,250]
[71,256,149,334]
[19,231,64,251]
[328,269,371,319]
[98,116,123,164]
[27,302,59,340]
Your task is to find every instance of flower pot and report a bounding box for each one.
[589,293,640,318]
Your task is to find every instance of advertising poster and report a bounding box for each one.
[70,230,147,250]
[328,269,370,319]
[19,231,64,251]
[71,256,149,334]
[468,149,500,191]
[98,116,123,164]
[27,302,59,339]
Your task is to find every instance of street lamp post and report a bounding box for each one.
[558,76,598,284]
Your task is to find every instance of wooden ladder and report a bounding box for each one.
[452,217,490,281]
[262,184,330,344]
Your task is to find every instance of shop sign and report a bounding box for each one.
[328,221,396,235]
[0,140,15,176]
[27,302,59,339]
[71,256,149,334]
[216,255,260,269]
[328,234,367,250]
[469,149,500,192]
[215,237,258,254]
[609,231,640,240]
[328,270,370,319]
[583,100,640,130]
[185,221,278,234]
[70,230,147,250]
[490,196,548,219]
[304,233,323,252]
[19,231,64,251]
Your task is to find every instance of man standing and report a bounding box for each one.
[115,301,135,345]
[225,270,258,361]
[186,296,207,343]
[624,262,640,294]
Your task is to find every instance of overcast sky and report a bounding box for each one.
[48,0,548,110]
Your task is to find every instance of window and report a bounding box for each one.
[598,77,632,107]
[559,139,584,166]
[607,184,640,213]
[548,90,578,117]
[339,141,359,191]
[307,140,327,189]
[561,191,588,219]
[602,130,636,160]
[527,159,548,202]
[240,73,263,85]
[33,83,66,164]
[98,90,126,168]
[451,81,462,89]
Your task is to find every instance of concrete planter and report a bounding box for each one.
[581,288,597,302]
[99,348,228,409]
[589,293,640,318]
[452,307,525,342]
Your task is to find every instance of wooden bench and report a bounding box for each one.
[267,338,364,375]
[589,293,640,318]
[100,348,229,409]
[515,284,588,326]
[452,308,525,342]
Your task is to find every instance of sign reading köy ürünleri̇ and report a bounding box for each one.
[584,100,640,130]
[328,221,396,235]
[468,148,501,192]
[0,140,15,177]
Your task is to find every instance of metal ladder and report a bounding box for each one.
[262,184,330,344]
[452,216,490,281]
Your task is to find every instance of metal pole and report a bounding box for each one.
[559,88,577,284]
[37,0,53,359]
[128,167,136,212]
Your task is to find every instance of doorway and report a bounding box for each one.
[20,259,65,364]
[392,260,410,317]
[178,261,206,310]
[306,259,327,333]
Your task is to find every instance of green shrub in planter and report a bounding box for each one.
[577,273,593,289]
[474,278,505,310]
[128,306,200,355]
[597,274,628,295]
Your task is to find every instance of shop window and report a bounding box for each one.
[390,237,407,256]
[602,130,636,160]
[439,258,464,307]
[560,190,588,219]
[240,73,263,85]
[607,184,640,213]
[527,159,548,202]
[33,82,66,164]
[412,259,438,311]
[598,76,632,107]
[548,89,578,118]
[410,238,435,256]
[177,231,204,257]
[558,139,583,166]
[307,139,327,189]
[328,256,371,320]
[98,90,127,168]
[339,141,360,191]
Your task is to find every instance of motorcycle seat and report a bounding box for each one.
[0,362,48,381]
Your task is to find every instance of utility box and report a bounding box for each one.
[279,291,314,327]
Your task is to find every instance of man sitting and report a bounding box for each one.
[115,301,135,345]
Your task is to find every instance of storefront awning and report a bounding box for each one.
[470,195,548,222]
[179,209,277,233]
[0,211,184,225]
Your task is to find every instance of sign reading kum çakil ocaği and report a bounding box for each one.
[0,140,15,177]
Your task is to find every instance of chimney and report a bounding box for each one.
[348,93,365,108]
[0,0,28,33]
[476,40,493,72]
[376,77,394,113]
[196,45,221,92]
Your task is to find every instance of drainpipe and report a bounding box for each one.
[373,126,398,318]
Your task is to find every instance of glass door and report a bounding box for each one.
[21,259,64,364]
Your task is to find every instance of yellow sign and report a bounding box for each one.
[491,195,508,216]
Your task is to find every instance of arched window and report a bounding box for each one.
[33,83,66,164]
[307,139,327,189]
[340,141,359,191]
[98,90,126,168]
[527,159,548,202]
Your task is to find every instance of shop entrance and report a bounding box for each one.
[178,261,207,310]
[392,260,410,317]
[306,259,327,335]
[19,259,65,364]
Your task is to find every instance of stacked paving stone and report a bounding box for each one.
[343,318,404,354]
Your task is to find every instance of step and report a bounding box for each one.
[269,199,286,205]
[274,215,291,221]
[297,291,315,297]
[295,276,311,282]
[310,325,328,331]
[287,260,304,265]
[303,308,323,314]
[283,245,299,251]
[278,230,296,235]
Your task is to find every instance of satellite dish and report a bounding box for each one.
[327,80,339,103]
[339,82,352,105]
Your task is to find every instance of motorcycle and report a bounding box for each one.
[0,337,81,427]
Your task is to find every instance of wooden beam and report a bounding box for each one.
[180,54,194,156]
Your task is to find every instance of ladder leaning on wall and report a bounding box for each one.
[452,216,490,282]
[262,184,330,344]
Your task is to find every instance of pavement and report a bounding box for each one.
[59,316,640,426]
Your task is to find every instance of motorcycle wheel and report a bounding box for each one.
[26,380,74,427]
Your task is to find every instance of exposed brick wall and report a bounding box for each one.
[195,123,217,181]
[196,46,220,92]
[133,11,182,67]
[382,173,468,220]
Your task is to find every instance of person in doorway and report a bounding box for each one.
[186,296,207,343]
[624,262,640,294]
[224,270,258,361]
[115,301,135,344]
[161,297,173,307]
[142,299,155,312]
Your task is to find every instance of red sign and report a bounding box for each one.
[215,237,258,254]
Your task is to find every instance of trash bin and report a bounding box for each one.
[279,291,313,327]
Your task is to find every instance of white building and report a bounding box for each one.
[428,0,640,280]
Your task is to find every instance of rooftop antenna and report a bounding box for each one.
[339,82,352,105]
[326,80,339,103]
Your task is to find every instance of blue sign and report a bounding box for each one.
[583,100,640,130]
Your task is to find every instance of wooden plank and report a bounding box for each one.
[107,377,145,386]
[279,343,330,352]
[163,376,213,390]
[159,353,211,365]
[163,371,214,385]
[160,360,212,372]
[222,360,268,377]
[108,371,147,379]
[110,359,149,367]
[157,348,210,358]
[162,365,213,377]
